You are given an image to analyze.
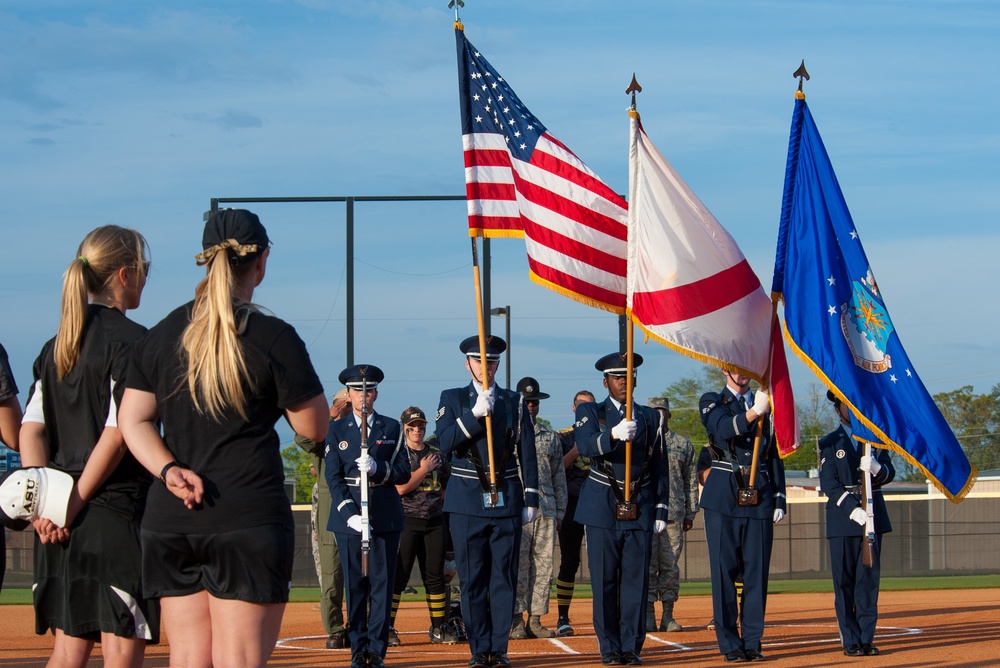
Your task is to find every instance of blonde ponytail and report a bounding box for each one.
[180,252,257,420]
[54,226,148,379]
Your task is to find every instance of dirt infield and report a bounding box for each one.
[2,589,998,667]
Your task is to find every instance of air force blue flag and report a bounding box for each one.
[772,94,975,501]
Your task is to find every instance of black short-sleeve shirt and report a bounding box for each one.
[26,305,149,495]
[127,302,324,533]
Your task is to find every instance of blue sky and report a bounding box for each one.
[1,0,997,439]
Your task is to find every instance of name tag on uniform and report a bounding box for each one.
[482,491,506,509]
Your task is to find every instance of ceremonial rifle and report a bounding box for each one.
[861,441,876,568]
[360,373,372,577]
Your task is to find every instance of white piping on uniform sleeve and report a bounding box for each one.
[730,415,740,434]
[22,380,45,424]
[337,499,353,512]
[105,378,118,427]
[836,492,849,507]
[458,416,472,440]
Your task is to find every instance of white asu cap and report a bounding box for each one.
[0,467,74,530]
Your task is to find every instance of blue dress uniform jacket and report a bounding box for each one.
[325,412,410,662]
[436,383,539,516]
[819,425,894,649]
[819,426,893,537]
[699,390,786,519]
[573,398,669,658]
[435,382,538,659]
[699,387,786,657]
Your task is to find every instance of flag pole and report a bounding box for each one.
[748,299,778,488]
[749,63,808,486]
[623,74,643,503]
[624,319,635,501]
[470,236,499,506]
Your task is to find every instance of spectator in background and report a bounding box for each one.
[646,396,699,633]
[388,406,453,646]
[297,387,351,649]
[511,377,567,640]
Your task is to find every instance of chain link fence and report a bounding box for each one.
[4,494,998,590]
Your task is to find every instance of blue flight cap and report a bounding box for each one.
[459,335,506,361]
[338,364,384,389]
[595,352,643,377]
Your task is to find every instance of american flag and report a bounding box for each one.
[456,26,628,313]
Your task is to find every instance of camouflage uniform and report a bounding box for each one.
[648,428,699,604]
[295,434,346,638]
[515,421,568,616]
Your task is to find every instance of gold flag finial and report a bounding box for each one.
[626,74,642,118]
[793,60,810,99]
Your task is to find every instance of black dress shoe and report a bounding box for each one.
[724,650,749,662]
[326,631,348,649]
[844,644,865,657]
[621,651,642,665]
[468,653,491,668]
[862,643,880,656]
[368,655,384,668]
[601,652,623,665]
[490,652,511,666]
[745,649,765,662]
[350,653,367,668]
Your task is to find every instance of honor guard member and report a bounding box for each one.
[434,336,539,668]
[573,352,669,666]
[699,371,786,663]
[819,390,894,658]
[326,365,411,668]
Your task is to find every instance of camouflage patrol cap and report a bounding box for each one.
[648,396,669,411]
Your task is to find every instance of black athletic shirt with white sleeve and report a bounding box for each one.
[23,304,150,497]
[126,301,324,534]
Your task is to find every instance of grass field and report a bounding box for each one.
[4,574,998,606]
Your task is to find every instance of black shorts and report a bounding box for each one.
[34,502,160,642]
[141,523,294,604]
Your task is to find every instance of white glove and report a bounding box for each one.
[472,389,494,418]
[654,520,667,534]
[751,389,771,417]
[347,515,365,532]
[849,507,867,526]
[859,454,882,476]
[356,454,376,475]
[772,508,785,524]
[521,507,539,525]
[611,420,637,441]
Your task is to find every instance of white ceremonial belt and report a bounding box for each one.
[588,469,648,488]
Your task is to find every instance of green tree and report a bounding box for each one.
[933,384,1000,473]
[653,369,840,472]
[654,365,724,445]
[783,383,839,472]
[282,442,316,504]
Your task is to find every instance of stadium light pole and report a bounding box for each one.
[490,305,510,389]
